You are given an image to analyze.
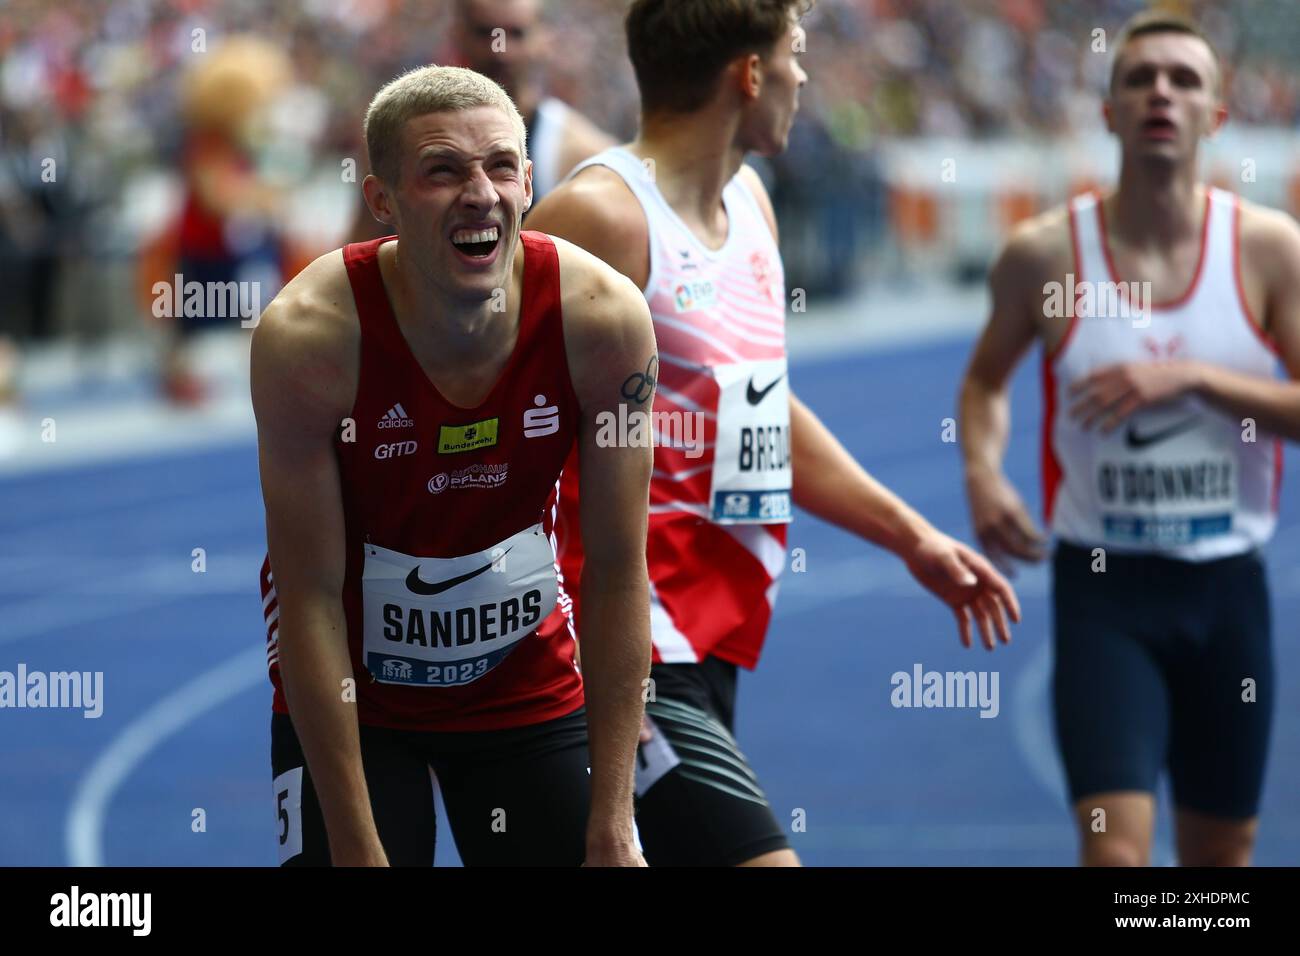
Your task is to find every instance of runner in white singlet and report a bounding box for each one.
[961,10,1300,866]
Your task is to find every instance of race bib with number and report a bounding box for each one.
[1095,409,1237,547]
[272,767,303,865]
[361,524,558,687]
[708,358,793,524]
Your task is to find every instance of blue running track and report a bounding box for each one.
[2,337,1296,865]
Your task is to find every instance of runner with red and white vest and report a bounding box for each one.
[529,0,1020,867]
[253,65,656,867]
[553,143,791,672]
[961,11,1300,866]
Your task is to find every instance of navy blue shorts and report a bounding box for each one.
[1051,541,1274,819]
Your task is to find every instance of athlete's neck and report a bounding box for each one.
[630,109,748,240]
[1110,159,1205,249]
[386,240,517,361]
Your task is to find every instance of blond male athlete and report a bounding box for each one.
[255,66,654,866]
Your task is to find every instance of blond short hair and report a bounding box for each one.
[364,65,528,184]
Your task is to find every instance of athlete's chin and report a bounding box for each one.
[1130,144,1184,167]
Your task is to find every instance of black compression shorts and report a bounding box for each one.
[634,655,791,866]
[271,707,591,866]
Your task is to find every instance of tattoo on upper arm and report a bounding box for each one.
[620,355,658,405]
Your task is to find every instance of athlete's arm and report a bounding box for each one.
[251,259,386,867]
[1068,205,1300,439]
[789,393,1019,649]
[556,239,656,867]
[737,165,1020,647]
[959,220,1056,569]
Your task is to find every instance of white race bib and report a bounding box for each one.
[361,524,558,687]
[708,358,793,524]
[1095,407,1238,547]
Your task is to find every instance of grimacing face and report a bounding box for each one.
[372,105,533,306]
[740,17,808,158]
[1105,32,1226,164]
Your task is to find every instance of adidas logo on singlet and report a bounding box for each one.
[378,404,415,429]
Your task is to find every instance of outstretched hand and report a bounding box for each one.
[902,530,1022,650]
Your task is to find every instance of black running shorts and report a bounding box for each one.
[634,656,791,866]
[271,706,591,866]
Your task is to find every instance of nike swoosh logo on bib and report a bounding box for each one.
[405,547,513,595]
[1124,417,1200,450]
[746,375,784,405]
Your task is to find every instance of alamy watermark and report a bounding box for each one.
[151,274,263,328]
[0,664,103,718]
[50,886,150,935]
[890,663,999,718]
[1043,276,1152,329]
[595,404,706,459]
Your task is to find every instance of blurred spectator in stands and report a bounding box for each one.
[0,0,1297,390]
[161,36,290,405]
[350,0,616,243]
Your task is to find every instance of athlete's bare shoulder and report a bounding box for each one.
[1238,198,1300,285]
[977,201,1080,356]
[528,163,650,288]
[547,233,656,412]
[994,203,1076,288]
[1236,197,1300,344]
[251,248,360,425]
[550,233,650,338]
[985,202,1078,341]
[257,249,357,344]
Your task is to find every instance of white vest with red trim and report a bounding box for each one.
[555,148,789,667]
[1043,188,1281,560]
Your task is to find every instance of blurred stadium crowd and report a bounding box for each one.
[1,0,1297,402]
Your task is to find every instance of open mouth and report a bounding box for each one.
[1141,116,1177,137]
[451,225,501,259]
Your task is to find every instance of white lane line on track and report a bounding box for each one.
[65,642,266,867]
